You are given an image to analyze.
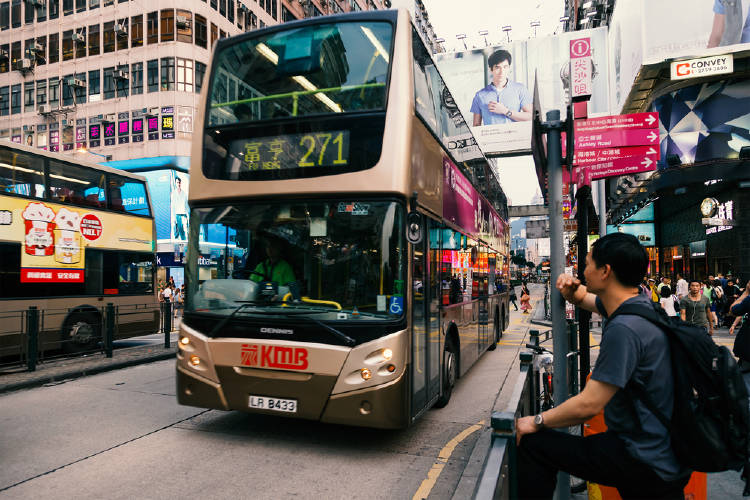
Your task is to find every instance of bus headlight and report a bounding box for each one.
[179,336,190,347]
[189,355,201,366]
[382,348,393,361]
[360,368,372,380]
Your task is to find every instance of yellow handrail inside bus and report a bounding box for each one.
[281,293,342,310]
[210,83,386,109]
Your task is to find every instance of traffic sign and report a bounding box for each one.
[570,38,592,101]
[576,128,659,150]
[577,155,658,181]
[574,146,660,166]
[574,112,659,133]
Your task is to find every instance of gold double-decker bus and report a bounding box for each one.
[178,9,510,428]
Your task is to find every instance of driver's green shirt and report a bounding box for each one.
[250,259,295,286]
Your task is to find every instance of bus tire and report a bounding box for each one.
[434,339,457,408]
[62,313,101,354]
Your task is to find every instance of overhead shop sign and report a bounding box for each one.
[671,54,733,80]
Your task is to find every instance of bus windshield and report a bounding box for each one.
[187,200,405,321]
[207,20,393,126]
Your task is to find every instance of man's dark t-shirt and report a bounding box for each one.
[592,294,688,481]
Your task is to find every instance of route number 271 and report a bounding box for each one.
[298,132,348,167]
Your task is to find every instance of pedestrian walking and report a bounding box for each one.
[680,280,714,335]
[712,279,725,327]
[509,284,519,311]
[659,286,679,317]
[724,278,742,327]
[648,277,660,302]
[675,273,688,300]
[520,282,531,314]
[516,232,690,498]
[729,281,750,495]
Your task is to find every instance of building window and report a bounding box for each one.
[211,23,217,47]
[147,59,158,92]
[89,69,100,100]
[210,0,216,9]
[131,15,143,47]
[219,0,226,16]
[131,62,143,95]
[103,67,115,99]
[228,0,234,22]
[0,3,9,31]
[103,21,115,53]
[147,11,158,44]
[76,0,85,13]
[88,24,99,56]
[0,44,8,73]
[48,77,59,109]
[75,27,86,58]
[90,0,99,9]
[177,58,193,92]
[62,74,73,106]
[37,0,46,21]
[74,72,86,104]
[176,10,192,43]
[282,6,297,23]
[0,86,8,116]
[11,83,20,114]
[36,79,46,107]
[195,14,207,48]
[10,40,20,66]
[219,29,225,39]
[160,57,174,91]
[62,30,74,61]
[24,0,34,23]
[104,0,113,5]
[49,0,58,19]
[160,9,174,42]
[35,35,46,65]
[48,33,59,63]
[11,0,19,27]
[115,65,128,98]
[116,18,128,51]
[195,61,206,94]
[63,0,72,16]
[24,81,34,112]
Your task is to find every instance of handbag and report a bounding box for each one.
[733,316,750,362]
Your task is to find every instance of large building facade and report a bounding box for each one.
[0,0,383,286]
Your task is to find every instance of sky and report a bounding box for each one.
[422,0,566,206]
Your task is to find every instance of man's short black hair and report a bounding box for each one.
[488,49,512,68]
[590,233,648,288]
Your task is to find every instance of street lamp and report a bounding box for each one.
[455,33,467,50]
[530,20,541,38]
[478,29,489,46]
[501,25,512,43]
[77,148,112,161]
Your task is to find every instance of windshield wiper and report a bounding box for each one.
[208,301,264,337]
[303,315,356,347]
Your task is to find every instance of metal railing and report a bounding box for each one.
[475,322,583,499]
[0,301,175,372]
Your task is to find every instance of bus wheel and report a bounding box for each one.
[487,311,502,351]
[434,340,457,408]
[62,313,101,354]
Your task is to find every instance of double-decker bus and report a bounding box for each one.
[0,142,158,356]
[177,9,510,428]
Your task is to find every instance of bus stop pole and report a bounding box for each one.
[545,109,571,500]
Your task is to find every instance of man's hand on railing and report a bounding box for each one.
[515,415,541,446]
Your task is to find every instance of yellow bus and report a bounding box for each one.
[0,141,158,356]
[177,9,510,428]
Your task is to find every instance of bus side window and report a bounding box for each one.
[49,160,107,208]
[0,147,45,199]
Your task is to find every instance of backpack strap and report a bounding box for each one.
[626,380,672,432]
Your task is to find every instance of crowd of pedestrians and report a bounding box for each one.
[640,272,744,333]
[158,276,185,318]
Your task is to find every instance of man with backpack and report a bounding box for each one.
[515,233,691,498]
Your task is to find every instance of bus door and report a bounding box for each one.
[410,217,441,417]
[478,244,489,349]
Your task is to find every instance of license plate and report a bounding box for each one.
[249,395,298,413]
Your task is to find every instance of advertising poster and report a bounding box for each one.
[170,171,189,243]
[653,79,750,166]
[607,223,656,247]
[23,131,34,147]
[435,28,609,155]
[0,197,153,283]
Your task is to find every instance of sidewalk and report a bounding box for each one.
[0,338,177,395]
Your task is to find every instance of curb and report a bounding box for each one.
[0,349,177,395]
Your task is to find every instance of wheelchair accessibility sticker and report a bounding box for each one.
[389,295,404,315]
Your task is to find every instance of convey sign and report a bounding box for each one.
[578,155,657,180]
[576,129,659,150]
[671,54,733,80]
[574,112,658,133]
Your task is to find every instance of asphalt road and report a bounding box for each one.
[0,295,543,500]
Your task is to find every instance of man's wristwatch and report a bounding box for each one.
[534,413,545,428]
[506,110,513,117]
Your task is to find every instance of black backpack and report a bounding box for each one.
[609,301,750,472]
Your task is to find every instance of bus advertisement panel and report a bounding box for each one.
[0,197,154,283]
[434,28,608,155]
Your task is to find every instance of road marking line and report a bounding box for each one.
[412,420,485,500]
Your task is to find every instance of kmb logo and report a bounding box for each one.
[241,344,309,370]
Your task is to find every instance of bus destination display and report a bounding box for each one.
[230,131,350,171]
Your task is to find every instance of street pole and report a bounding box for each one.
[598,179,607,236]
[546,109,570,500]
[576,185,591,391]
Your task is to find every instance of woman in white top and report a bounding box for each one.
[659,285,679,316]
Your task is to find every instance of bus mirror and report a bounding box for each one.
[406,212,422,244]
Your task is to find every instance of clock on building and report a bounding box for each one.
[700,197,719,218]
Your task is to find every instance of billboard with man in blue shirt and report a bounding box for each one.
[470,50,532,126]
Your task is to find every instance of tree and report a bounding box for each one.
[526,261,536,270]
[511,254,527,267]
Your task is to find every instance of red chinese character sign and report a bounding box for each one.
[570,37,592,102]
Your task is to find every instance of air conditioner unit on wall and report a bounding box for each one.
[0,48,9,60]
[176,15,190,28]
[26,0,44,7]
[67,78,86,88]
[15,58,33,71]
[72,32,85,44]
[115,23,128,37]
[113,69,128,80]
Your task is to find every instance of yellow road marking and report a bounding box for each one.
[412,420,486,500]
